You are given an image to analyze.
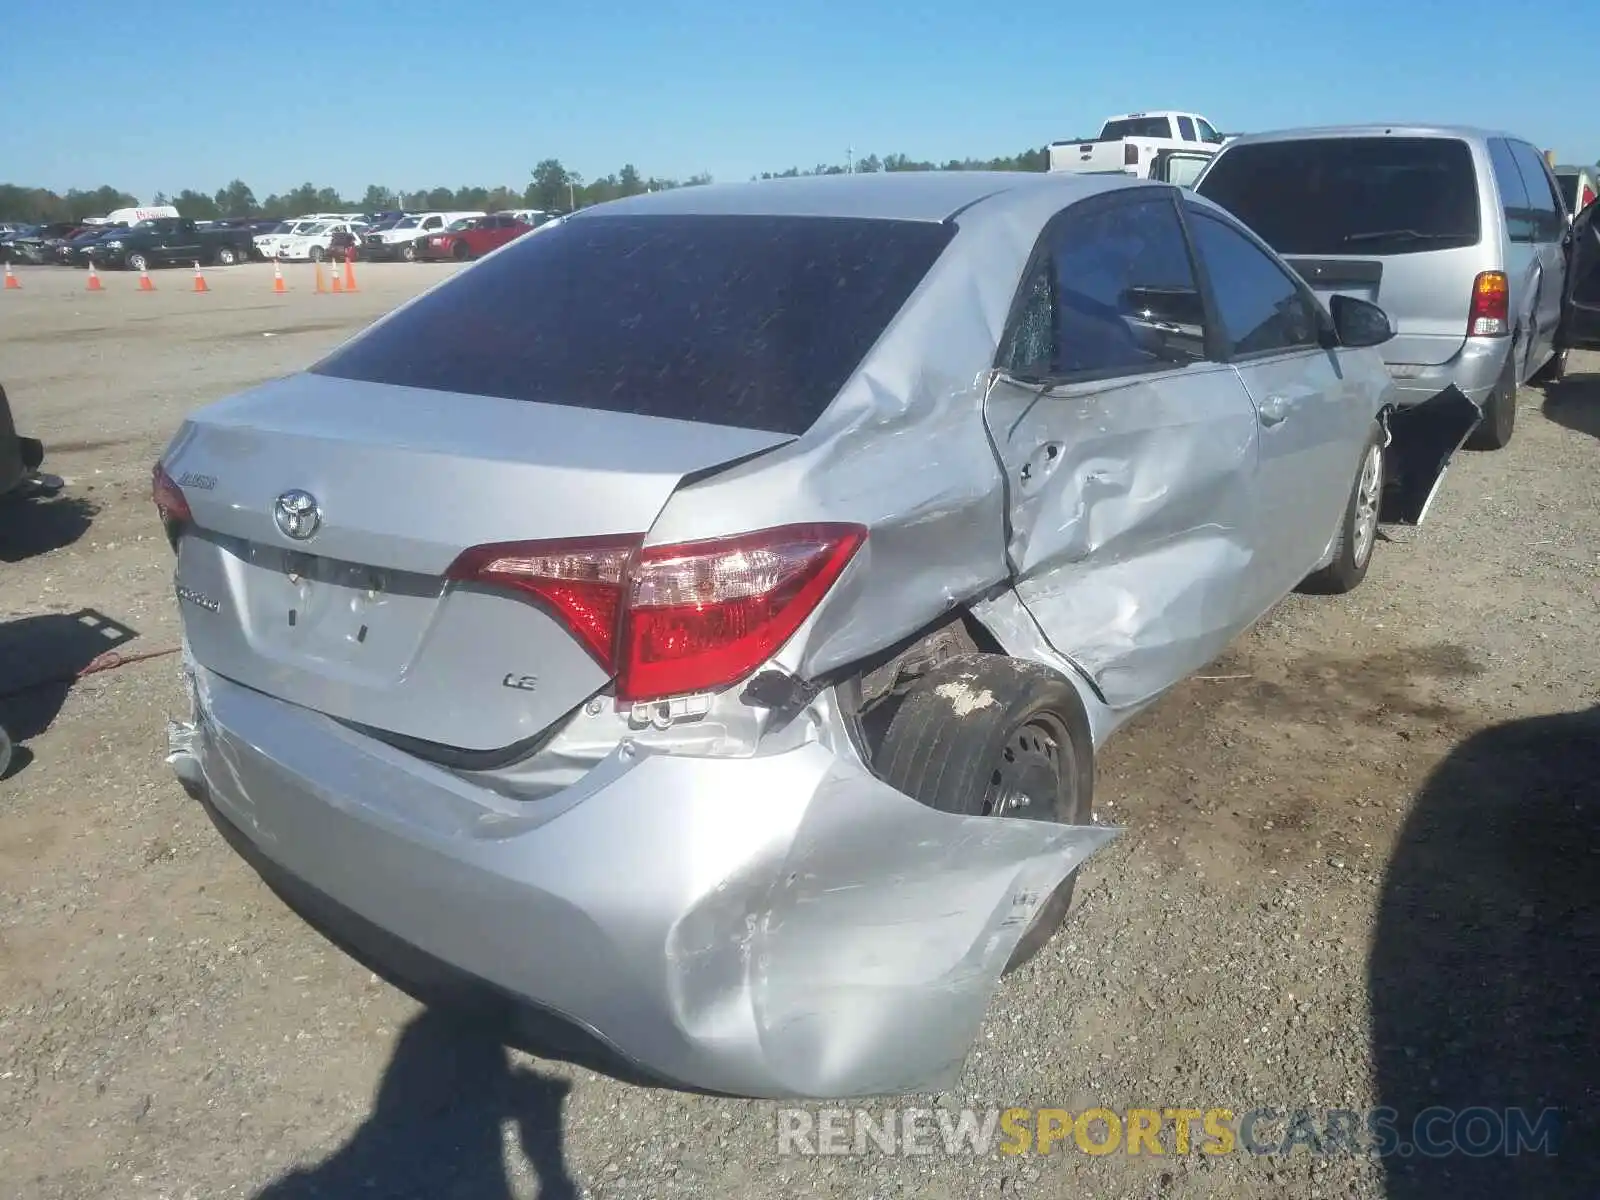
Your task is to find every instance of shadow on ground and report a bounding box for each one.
[1370,704,1600,1197]
[254,1008,578,1200]
[1540,373,1600,440]
[0,608,136,779]
[0,493,96,562]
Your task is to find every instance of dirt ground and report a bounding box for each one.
[1,260,1596,1199]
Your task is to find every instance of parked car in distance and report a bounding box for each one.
[276,220,366,263]
[361,211,485,261]
[1050,110,1228,177]
[157,170,1467,1101]
[1193,125,1570,450]
[55,223,127,265]
[5,222,92,265]
[89,218,256,270]
[1554,166,1596,218]
[416,213,533,261]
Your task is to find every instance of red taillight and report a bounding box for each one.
[617,523,866,703]
[448,523,868,703]
[1468,271,1509,337]
[151,462,192,525]
[1124,143,1140,167]
[446,535,641,668]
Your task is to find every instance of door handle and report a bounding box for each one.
[1257,395,1288,426]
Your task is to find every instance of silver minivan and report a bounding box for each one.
[1193,125,1570,450]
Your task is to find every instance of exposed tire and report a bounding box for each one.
[451,240,470,262]
[309,246,324,263]
[872,653,1095,974]
[1465,342,1518,451]
[127,252,149,273]
[1300,422,1384,595]
[1531,346,1568,386]
[401,242,419,262]
[214,245,238,266]
[0,723,11,780]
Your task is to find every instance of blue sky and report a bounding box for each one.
[4,0,1593,201]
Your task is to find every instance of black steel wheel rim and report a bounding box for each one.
[982,712,1070,820]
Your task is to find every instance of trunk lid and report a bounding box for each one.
[163,373,791,753]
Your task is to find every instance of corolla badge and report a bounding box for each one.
[273,489,321,541]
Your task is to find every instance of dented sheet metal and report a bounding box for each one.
[171,655,1117,1100]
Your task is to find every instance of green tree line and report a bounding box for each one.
[0,147,1049,224]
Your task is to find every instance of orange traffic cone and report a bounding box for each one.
[138,265,155,292]
[314,261,328,294]
[272,260,287,293]
[342,253,358,293]
[331,267,343,294]
[86,262,104,292]
[192,262,209,293]
[3,264,19,290]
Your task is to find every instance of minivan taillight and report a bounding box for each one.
[447,523,867,704]
[1468,271,1510,337]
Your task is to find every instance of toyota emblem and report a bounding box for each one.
[273,489,321,541]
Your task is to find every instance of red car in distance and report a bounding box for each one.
[416,213,533,262]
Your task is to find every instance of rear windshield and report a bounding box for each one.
[1101,117,1172,140]
[311,213,955,436]
[1196,136,1482,256]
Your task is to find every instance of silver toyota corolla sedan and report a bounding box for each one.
[158,170,1471,1099]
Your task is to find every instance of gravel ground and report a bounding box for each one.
[1,261,1596,1199]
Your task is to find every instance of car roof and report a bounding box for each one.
[1215,123,1522,148]
[570,170,1141,224]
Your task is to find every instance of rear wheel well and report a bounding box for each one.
[831,607,1007,760]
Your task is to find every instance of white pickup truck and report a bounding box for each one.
[1049,111,1229,183]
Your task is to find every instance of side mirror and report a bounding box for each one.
[1329,293,1394,348]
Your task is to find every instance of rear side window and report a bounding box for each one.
[1177,116,1197,141]
[1487,139,1535,242]
[1195,136,1482,256]
[1507,141,1565,242]
[1000,194,1208,380]
[1102,116,1172,140]
[312,214,955,436]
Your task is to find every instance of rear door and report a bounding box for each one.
[1555,197,1600,351]
[981,188,1264,710]
[1195,136,1487,369]
[1506,139,1570,373]
[1183,198,1366,596]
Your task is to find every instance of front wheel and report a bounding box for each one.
[451,240,470,262]
[214,246,238,266]
[309,246,324,263]
[872,653,1096,974]
[401,242,418,262]
[1301,424,1384,595]
[127,252,149,273]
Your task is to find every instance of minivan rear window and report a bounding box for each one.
[1196,136,1482,256]
[312,213,954,436]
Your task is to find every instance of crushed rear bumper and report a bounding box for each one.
[168,656,1117,1099]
